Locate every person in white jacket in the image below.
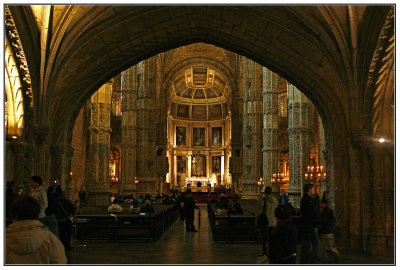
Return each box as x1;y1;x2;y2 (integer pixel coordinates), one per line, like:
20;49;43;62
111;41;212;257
29;176;48;220
256;186;279;256
6;195;67;264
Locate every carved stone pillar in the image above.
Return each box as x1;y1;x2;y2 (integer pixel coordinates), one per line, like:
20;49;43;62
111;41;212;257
32;127;49;180
12;141;28;192
137;58;158;193
262;67;279;193
229;55;243;194
368;145;389;255
51;144;65;186
121;66;138;194
242;58;263;199
287;84;311;207
332;149;347;248
64;146;74;198
85;82;112;206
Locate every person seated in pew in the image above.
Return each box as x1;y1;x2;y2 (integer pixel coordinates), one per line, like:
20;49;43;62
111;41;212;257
215;193;229;209
128;201;141;213
229;198;243;214
107;199;123;213
138;195;144;203
140;200;154;214
197;181;202;187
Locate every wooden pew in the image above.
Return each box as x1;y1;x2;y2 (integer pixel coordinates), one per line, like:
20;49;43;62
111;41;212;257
207;200;258;243
75;203;178;242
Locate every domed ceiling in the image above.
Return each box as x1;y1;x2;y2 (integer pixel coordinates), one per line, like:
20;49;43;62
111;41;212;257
169;66;229;121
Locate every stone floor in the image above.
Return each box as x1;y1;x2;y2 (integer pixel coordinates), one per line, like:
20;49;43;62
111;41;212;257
67;204;394;265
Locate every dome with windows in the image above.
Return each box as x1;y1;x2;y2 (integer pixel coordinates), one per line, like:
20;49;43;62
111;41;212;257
169;66;229;121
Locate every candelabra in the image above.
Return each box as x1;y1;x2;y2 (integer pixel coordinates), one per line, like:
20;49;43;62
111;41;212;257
270;173;286;191
304;165;326;188
134;176;139;185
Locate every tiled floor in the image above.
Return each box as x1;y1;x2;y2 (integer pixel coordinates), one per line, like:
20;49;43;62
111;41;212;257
67;205;394;265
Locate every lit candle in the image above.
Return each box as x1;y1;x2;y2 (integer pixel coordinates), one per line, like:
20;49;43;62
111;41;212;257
305;173;308;179
320;166;323;171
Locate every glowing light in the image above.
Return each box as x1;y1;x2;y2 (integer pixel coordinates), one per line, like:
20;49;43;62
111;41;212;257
379;138;385;143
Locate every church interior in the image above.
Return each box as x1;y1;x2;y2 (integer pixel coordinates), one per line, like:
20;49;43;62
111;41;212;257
4;5;394;264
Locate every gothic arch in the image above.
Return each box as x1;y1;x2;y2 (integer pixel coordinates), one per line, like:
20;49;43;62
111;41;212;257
6;5;394;255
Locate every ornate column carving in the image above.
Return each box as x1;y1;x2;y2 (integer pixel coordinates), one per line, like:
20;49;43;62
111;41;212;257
262;67;279;193
85;82;112;206
12;140;29;191
121;66;138;194
137;58;158;193
332;148;347;247
229;55;243;194
32;126;49;179
51;144;65;185
242;58;263;199
368;144;389;255
287;84;311;207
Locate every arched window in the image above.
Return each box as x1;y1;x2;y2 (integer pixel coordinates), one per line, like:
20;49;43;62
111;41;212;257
5;36;23;138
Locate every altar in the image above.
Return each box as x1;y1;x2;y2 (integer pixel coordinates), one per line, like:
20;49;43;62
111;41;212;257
185;177;213;187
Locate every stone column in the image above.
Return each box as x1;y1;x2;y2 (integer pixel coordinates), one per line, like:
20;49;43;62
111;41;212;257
51;144;65;186
32;127;49;181
287;84;311;207
12;140;29;192
85;82;113;206
368;145;388;255
121;66;138;194
229;55;243;194
262;67;279;193
242;58;263;199
64;146;74;199
137;58;158;194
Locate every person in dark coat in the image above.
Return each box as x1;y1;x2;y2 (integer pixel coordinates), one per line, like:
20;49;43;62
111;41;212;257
183;189;198;232
78;185;87;208
215;193;229;209
300;184;320;264
175;193;185;220
54;188;76;251
318;199;340;261
6;180;18;226
268;204;298;264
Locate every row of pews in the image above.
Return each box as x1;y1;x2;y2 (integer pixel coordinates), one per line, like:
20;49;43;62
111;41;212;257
74;203;178;242
207;199;261;243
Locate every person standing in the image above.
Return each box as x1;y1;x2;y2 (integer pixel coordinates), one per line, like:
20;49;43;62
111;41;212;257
176;192;185;220
300;184;320;264
268;204;298;264
6;180;18;226
78;185;87;208
30;176;48;222
183;189;198;232
319;199;340;261
54;187;76;252
257;186;279;256
6;195;67;264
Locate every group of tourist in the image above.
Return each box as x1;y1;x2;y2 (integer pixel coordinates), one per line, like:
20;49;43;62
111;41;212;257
257;184;340;264
107;191;178;214
5;176;78;264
